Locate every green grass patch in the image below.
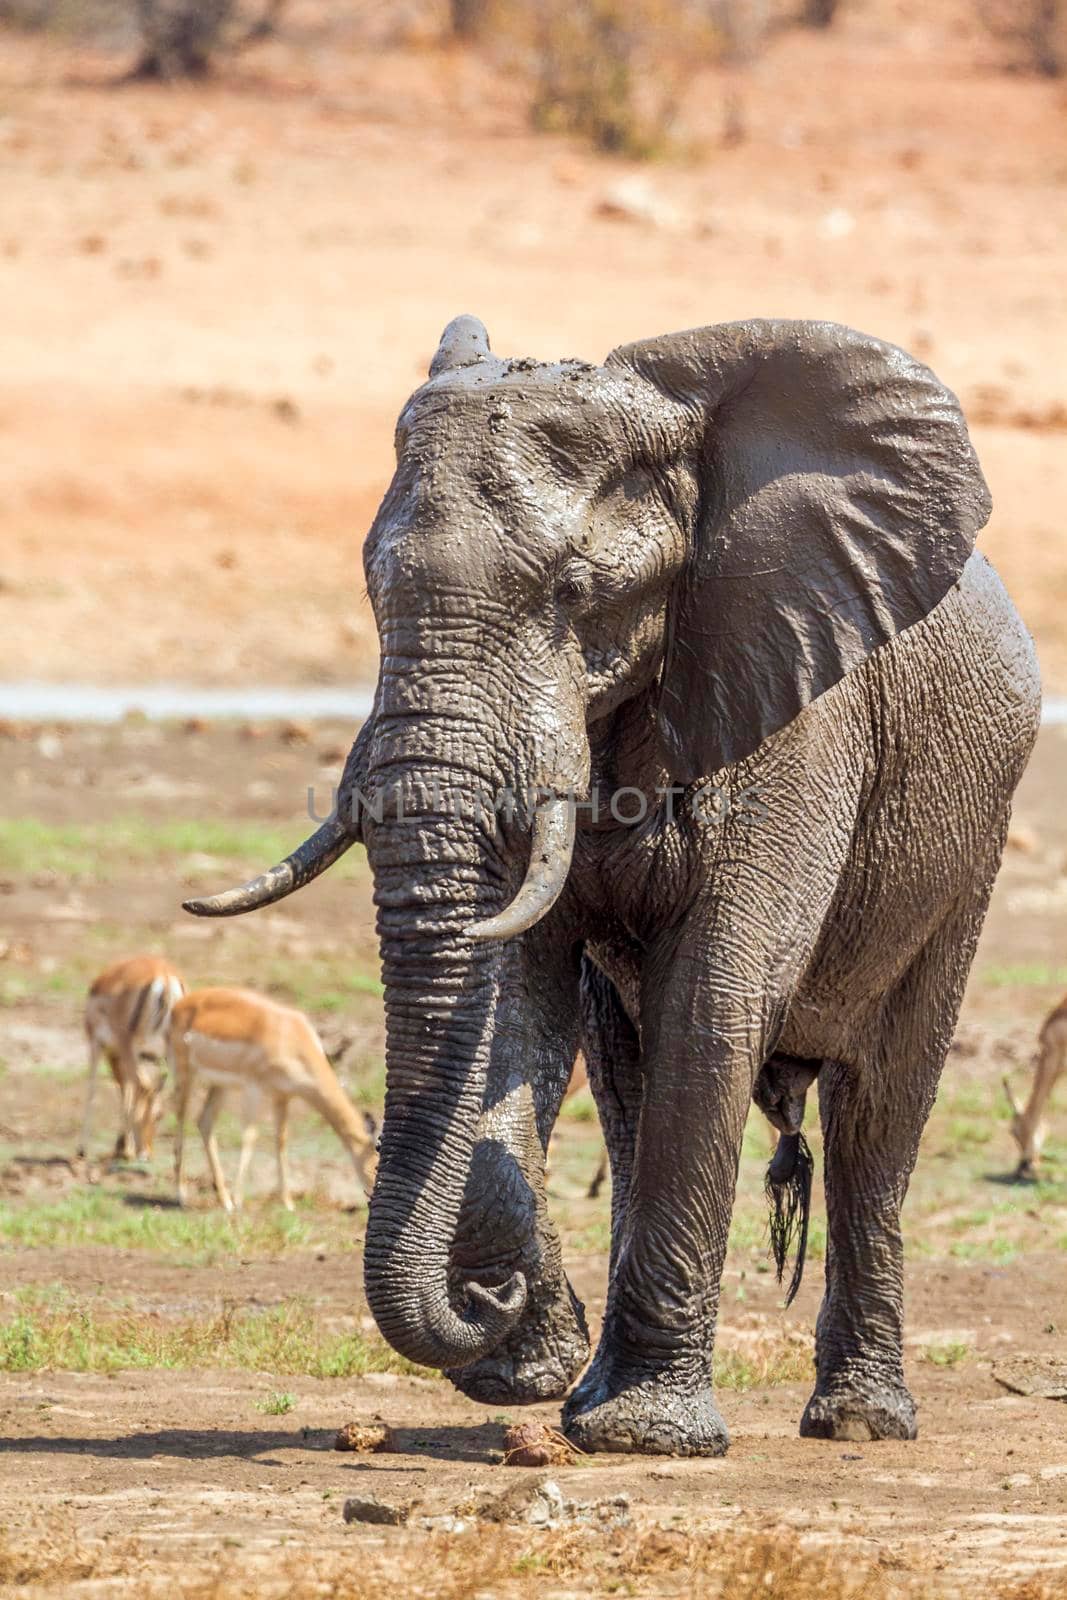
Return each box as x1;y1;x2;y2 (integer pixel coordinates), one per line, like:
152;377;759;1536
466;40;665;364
715;1337;812;1392
256;956;384;1012
257;1390;297;1415
976;962;1067;990
0;818;370;887
0;1293;431;1379
921;1339;972;1368
0;1186;362;1262
567;1217;612;1254
557;1088;597;1123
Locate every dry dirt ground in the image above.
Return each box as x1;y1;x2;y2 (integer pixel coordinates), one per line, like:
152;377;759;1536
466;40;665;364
0;718;1065;1596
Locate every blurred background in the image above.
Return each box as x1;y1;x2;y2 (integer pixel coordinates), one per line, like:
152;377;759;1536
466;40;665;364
0;0;1064;691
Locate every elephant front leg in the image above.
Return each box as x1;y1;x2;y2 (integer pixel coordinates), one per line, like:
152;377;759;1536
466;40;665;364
446;926;589;1405
564;947;767;1457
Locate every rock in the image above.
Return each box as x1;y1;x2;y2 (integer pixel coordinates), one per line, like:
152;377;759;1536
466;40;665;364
459;1477;631;1531
526;1480;567;1527
334;1421;389;1453
342;1495;410;1526
993;1355;1067;1401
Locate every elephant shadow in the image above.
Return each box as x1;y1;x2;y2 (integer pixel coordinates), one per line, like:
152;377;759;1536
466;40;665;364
0;1423;506;1467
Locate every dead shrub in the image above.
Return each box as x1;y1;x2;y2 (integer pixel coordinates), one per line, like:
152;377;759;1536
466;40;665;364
488;0;724;158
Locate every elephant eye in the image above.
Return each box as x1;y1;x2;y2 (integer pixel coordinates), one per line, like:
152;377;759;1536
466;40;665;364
555;560;594;609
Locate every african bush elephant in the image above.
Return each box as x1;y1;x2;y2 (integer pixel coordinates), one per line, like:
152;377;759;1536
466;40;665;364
187;315;1039;1456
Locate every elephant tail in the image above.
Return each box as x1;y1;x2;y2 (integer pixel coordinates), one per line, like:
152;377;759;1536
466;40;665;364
765;1132;813;1308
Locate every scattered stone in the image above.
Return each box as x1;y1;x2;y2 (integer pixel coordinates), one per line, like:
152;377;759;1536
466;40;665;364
334;1421;390;1453
342;1495;410;1526
502;1422;585;1468
280;720;311;746
459;1476;631;1530
993;1355;1067;1401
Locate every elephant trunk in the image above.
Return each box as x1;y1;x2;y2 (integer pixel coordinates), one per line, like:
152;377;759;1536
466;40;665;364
363;777;575;1372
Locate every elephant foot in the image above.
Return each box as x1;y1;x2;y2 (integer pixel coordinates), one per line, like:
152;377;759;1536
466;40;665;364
801;1378;917;1442
448;1283;589;1405
562;1364;728;1458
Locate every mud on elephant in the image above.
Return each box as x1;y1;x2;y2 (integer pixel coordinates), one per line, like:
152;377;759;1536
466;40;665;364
188;315;1039;1456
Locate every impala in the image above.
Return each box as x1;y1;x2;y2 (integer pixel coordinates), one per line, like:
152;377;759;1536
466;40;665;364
80;955;186;1161
169;987;377;1211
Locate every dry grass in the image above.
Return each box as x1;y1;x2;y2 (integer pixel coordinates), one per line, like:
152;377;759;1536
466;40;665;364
4;1522;1066;1599
0;1522;137;1590
714;1324;813;1390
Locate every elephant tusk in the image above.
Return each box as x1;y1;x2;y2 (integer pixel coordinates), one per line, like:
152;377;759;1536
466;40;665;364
465;796;576;944
182;815;357;918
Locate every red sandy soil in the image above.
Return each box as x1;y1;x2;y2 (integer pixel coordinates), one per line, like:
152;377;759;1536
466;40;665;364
0;1;1064;689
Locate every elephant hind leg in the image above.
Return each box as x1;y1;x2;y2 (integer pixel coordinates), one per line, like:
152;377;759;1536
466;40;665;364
802;883;997;1444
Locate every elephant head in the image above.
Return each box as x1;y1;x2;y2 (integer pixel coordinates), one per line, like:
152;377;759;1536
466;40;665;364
185;315;988;1371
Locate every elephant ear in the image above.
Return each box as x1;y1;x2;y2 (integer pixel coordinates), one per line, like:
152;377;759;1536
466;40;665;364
606;320;990;782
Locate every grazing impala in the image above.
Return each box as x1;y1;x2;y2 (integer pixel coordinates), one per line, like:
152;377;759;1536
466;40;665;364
80;956;186;1161
169;987;377;1211
1004;995;1067;1179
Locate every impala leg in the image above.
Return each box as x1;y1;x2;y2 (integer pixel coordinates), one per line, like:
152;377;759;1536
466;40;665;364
115;1049;139;1163
273;1094;294;1210
197;1086;234;1212
131;1061;158;1161
174;1064;193;1207
233;1087;262;1211
79;1037;102;1158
